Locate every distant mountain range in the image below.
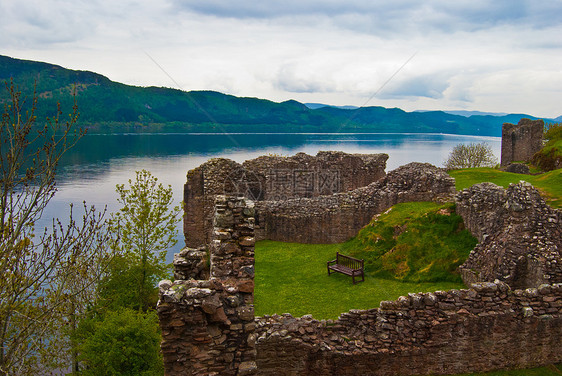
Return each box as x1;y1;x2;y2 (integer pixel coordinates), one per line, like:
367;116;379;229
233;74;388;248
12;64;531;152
1;55;557;136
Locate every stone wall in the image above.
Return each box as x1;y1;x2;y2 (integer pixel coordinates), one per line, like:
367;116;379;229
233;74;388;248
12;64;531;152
158;196;257;376
254;281;562;376
183;151;388;248
184;158;243;249
456;181;562;289
242;151;388;200
254;162;456;243
501;118;544;166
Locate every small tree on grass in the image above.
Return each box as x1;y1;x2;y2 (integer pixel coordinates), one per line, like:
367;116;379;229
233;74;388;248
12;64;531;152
75;170;178;374
444;142;498;170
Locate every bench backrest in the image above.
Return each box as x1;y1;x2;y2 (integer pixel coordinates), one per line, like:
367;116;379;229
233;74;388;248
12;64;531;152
336;252;364;270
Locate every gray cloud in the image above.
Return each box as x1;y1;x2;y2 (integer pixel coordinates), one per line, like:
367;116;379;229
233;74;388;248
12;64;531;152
379;74;451;100
170;0;562;35
274;63;334;93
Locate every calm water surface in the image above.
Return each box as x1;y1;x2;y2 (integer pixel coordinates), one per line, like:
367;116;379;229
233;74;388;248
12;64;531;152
42;133;501;261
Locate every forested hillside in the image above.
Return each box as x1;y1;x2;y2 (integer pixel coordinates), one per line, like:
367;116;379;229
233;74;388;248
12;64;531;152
0;55;551;135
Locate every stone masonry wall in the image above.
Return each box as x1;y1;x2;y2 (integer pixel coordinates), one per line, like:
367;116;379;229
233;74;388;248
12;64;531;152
183;151;388;248
242;151;388;201
456;181;562;289
158;196;258;376
254;281;562;375
501;118;544;166
254;162;456;243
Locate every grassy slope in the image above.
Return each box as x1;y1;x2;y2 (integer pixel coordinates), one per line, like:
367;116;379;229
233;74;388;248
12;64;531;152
533;123;562;172
449;167;562;208
340;202;477;283
254;168;562;318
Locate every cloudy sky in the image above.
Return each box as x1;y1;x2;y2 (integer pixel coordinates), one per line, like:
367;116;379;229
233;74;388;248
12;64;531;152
2;0;561;118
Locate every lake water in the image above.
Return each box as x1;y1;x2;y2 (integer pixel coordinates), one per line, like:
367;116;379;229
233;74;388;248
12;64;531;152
42;132;501;262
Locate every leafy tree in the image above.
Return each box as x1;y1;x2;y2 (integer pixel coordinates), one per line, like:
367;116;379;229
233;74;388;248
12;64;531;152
444;142;498;170
0;80;113;375
102;170;180;312
75;308;163;376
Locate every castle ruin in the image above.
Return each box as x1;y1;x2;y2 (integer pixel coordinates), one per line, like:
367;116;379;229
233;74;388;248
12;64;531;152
501;118;543;166
184;151;455;246
457;181;562;288
183;151;388;248
158;151;562;375
158;194;562;376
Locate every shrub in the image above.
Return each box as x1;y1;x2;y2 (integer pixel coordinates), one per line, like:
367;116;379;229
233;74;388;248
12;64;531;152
444;142;498;170
76;308;164;376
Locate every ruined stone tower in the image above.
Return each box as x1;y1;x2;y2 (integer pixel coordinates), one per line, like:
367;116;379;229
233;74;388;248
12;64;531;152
158;196;257;375
501;118;543;166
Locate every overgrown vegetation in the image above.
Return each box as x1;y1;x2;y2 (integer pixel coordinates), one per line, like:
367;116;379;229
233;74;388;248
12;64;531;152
532;122;562;172
74;308;163;376
0;79;177;375
448;167;562;208
340;202;477;283
255;240;465;320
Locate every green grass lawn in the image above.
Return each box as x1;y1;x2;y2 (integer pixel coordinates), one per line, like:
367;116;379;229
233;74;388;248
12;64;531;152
449;167;562;208
455;363;562;376
254;240;562;375
254;240;465;319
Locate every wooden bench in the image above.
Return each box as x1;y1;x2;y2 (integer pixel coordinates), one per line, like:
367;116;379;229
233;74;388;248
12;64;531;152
327;252;365;284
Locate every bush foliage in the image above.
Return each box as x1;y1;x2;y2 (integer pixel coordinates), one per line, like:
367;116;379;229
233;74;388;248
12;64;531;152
444;142;498;170
75;308;163;376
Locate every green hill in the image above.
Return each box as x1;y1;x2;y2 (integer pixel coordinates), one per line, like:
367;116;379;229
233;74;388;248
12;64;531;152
340;202;478;283
0;55;553;135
